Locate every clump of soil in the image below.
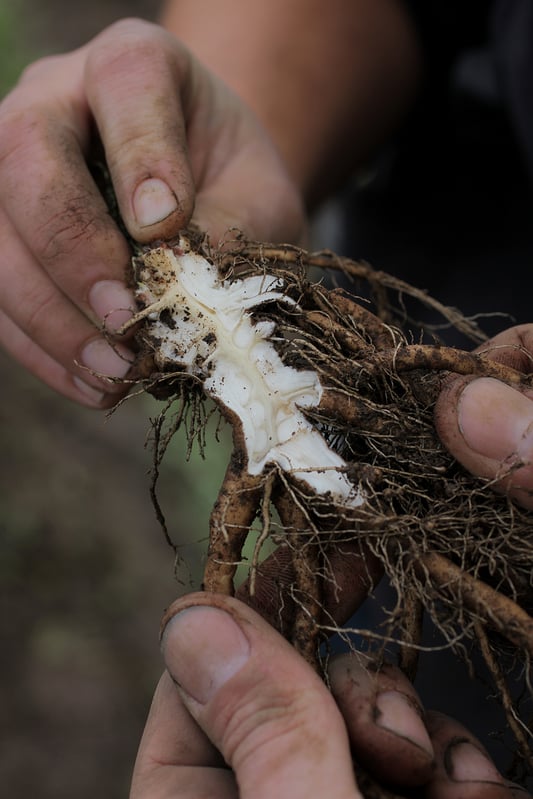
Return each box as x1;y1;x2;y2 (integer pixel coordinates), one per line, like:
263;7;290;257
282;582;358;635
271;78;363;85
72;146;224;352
124;230;533;785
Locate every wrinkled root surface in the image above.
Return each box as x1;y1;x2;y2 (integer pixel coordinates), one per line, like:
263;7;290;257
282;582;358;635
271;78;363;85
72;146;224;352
121;230;533;784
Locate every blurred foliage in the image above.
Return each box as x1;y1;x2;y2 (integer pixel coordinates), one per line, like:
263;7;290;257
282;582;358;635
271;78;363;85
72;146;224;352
0;2;28;96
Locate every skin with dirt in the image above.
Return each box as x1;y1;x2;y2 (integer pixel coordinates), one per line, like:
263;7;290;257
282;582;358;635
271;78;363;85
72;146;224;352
125;230;533;788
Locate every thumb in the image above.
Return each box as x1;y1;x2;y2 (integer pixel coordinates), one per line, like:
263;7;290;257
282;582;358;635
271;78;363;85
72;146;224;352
160;592;362;799
435;324;533;509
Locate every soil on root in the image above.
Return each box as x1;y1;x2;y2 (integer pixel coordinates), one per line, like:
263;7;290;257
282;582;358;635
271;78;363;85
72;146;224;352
128;231;533;788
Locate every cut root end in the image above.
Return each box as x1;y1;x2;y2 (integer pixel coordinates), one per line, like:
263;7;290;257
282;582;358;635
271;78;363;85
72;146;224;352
131;231;533;782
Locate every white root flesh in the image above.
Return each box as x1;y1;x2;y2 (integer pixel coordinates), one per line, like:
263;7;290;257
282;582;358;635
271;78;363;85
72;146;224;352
127;237;364;508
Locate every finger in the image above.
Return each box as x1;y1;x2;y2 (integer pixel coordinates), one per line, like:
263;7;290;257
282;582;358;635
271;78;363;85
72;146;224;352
0;209;134;402
0;310;109;407
0;72;136;331
475;325;533;373
424;711;529;798
130;671;237;799
237;542;383;635
87;20;303;245
435;325;533;508
160;592;363;799
0;67;137;403
85;19;195;242
329;654;434;788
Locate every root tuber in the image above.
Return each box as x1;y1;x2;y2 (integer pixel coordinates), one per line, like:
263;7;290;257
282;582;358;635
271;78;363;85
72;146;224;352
121;229;533;782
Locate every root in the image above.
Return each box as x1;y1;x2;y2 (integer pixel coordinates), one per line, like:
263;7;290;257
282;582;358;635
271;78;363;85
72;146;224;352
416;553;533;657
127;231;533;786
397;587;423;682
475;621;533;774
314;287;397;350
303;310;375;358
275;479;323;668
249;470;276;597
373;345;530;386
228;240;487;343
203;459;262;595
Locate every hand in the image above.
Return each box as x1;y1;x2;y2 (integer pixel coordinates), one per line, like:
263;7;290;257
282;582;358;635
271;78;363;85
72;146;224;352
0;18;303;407
129;593;525;799
330;653;529;798
435;324;533;508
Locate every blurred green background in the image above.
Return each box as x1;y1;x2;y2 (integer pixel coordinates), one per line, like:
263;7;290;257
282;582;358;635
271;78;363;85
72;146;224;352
0;3;233;797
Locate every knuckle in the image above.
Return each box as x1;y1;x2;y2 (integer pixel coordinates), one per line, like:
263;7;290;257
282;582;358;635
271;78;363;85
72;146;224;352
217;683;319;771
86;18;168;80
0;105;48;168
0;108;117;268
107;126;163;165
16;54;66;86
105;127;185;184
22;286;61;342
33;193;102;263
99;16;155;40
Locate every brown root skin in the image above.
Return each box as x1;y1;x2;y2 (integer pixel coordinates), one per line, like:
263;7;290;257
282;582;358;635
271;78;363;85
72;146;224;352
274;481;323;667
374;344;530;386
203;461;262;596
131;231;533;783
416;553;533;658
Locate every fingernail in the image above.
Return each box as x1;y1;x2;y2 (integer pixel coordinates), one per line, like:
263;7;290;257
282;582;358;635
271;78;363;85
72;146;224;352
80;337;134;382
133;178;179;227
161;605;251;704
375;691;433;756
72;376;105;405
446;740;504;783
458;377;533;461
89;280;135;331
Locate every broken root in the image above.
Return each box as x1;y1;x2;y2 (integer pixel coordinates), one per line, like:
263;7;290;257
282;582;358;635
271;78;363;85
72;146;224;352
125;230;533;782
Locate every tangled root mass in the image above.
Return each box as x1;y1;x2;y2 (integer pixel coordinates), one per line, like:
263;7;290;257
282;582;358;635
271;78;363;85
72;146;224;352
122;230;533;783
